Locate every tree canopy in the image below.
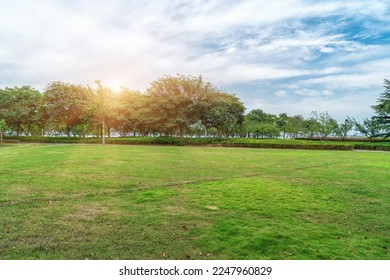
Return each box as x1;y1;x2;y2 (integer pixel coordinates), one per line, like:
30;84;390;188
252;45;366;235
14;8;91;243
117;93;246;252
1;76;389;139
43;82;93;139
0;86;41;136
372;79;390;138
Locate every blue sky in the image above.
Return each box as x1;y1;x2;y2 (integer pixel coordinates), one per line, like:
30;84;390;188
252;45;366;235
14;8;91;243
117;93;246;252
0;0;389;121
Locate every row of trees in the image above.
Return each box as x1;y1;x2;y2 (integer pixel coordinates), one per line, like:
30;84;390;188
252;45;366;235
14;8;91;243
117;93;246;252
1;76;389;141
0;75;245;140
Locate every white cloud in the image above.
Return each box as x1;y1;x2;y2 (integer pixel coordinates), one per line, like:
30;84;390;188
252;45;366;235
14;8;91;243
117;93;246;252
275;90;288;97
322;90;334;96
296;89;322;97
0;0;389;121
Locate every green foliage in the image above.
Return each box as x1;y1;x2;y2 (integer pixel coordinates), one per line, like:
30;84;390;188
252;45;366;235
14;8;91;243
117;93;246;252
2;77;390;141
276;113;289;138
0;119;7;143
245;109;280;138
0;119;7;131
43;82;93;138
200;90;245;138
145;75;208;138
220;138;354;150
0;86;42;136
335;117;354;139
7;135;390;151
116;88;144;135
312;111;338;139
285;115;304;138
372;79;390;116
355;117;382;138
186;121;206;137
303;116;320;138
372;79;390;138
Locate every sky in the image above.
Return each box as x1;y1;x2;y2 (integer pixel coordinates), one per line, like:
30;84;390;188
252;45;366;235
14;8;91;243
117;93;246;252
0;0;389;121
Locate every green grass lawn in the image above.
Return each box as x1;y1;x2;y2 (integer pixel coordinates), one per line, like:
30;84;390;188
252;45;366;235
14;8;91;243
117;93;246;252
0;143;389;260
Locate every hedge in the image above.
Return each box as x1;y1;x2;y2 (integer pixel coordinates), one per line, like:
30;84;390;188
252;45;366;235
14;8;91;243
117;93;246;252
3;136;390;151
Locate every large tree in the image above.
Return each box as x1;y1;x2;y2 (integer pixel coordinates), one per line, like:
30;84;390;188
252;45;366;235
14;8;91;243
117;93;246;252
116;88;144;136
43;81;93;139
286;115;304;138
0;86;42;136
245;109;279;138
146;75;208;138
276;113;289;139
90;81;119;142
312;111;338;139
372;79;390;138
335;117;354;140
200;91;245;138
355;117;382;138
303;114;320;139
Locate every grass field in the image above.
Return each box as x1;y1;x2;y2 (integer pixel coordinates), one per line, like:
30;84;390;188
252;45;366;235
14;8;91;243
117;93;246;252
0;143;389;260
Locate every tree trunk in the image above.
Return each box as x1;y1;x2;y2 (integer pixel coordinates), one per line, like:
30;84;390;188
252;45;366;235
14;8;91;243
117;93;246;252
0;131;3;143
67;126;70;140
217;127;222;138
179;126;184;139
102;118;105;144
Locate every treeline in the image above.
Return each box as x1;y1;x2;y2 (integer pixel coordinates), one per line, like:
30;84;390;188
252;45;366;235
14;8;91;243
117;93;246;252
0;75;389;140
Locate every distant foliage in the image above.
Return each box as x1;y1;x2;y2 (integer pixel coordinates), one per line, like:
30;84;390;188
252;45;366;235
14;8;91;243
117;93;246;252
1;76;389;139
372;79;390;138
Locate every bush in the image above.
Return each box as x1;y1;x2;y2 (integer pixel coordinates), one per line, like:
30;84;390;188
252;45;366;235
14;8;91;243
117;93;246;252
4;136;390;151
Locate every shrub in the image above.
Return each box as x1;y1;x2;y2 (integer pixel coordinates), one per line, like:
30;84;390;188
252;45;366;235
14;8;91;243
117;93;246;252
4;136;390;151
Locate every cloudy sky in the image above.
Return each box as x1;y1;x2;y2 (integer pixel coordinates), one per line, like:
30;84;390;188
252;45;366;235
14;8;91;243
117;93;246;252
1;0;389;121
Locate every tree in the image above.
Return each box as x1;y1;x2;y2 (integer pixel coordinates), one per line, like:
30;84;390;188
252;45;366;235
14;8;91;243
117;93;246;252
335;117;354;140
245;109;279;138
43;81;93;139
251;122;280;138
186;121;206;138
311;111;338;139
246;109;270;123
372;79;390;116
0;119;7;143
0;86;42;136
200;91;245;138
303;114;320;139
34;100;51;136
91;80;118;143
372;79;390;138
276;113;289;139
116;88;144;136
355;117;382;138
286;115;304;138
146;75;207;138
0;88;9;123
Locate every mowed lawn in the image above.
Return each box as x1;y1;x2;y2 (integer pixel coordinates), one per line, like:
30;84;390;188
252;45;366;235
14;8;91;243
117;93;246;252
0;144;389;260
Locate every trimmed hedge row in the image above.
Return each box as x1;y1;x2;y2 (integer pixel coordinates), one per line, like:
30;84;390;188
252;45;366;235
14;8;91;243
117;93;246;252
219;142;353;150
295;137;390;142
106;137;220;146
352;142;390;151
3;136;390;151
3;136;100;144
